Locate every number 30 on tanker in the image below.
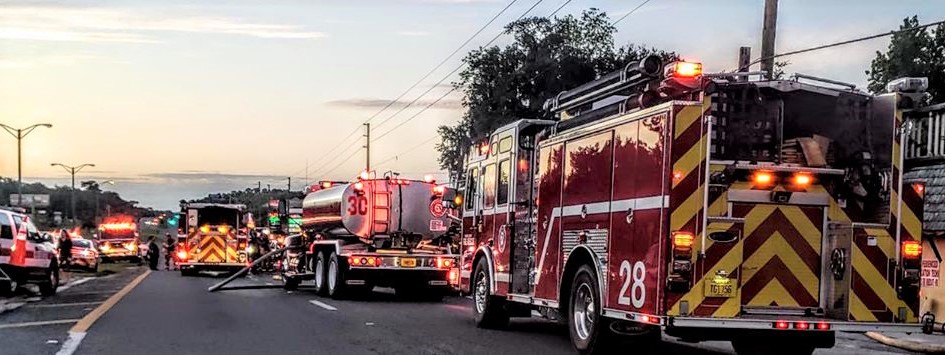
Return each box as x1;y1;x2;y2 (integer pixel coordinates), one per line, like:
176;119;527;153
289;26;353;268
458;55;932;354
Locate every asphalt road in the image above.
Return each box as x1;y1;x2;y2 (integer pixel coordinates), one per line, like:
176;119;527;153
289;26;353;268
0;266;919;355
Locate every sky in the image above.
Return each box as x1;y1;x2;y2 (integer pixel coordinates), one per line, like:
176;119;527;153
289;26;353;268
1;0;943;210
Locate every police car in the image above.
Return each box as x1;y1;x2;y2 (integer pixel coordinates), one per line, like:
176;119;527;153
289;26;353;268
0;208;59;296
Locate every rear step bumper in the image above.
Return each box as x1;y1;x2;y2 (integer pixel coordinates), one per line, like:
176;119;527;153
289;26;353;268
667;316;919;333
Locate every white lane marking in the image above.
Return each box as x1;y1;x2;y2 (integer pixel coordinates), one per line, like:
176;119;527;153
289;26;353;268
57;277;92;293
0;319;80;329
0;302;26;314
265;282;273;286
29;302;104;308
55;331;86;355
309;300;337;311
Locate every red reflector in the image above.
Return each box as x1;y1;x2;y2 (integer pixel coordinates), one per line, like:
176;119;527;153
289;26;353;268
774;320;790;329
348;257;355;265
794;321;809;330
903;240;922;259
816;322;830;330
913;182;926;196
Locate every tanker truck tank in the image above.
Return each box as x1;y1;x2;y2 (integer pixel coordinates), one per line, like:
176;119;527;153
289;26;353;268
301;179;452;244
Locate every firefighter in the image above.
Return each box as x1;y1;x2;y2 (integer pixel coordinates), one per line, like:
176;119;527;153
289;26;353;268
147;236;160;270
58;229;73;269
163;233;176;271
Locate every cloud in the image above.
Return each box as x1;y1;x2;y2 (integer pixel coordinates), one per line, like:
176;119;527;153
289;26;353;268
397;30;431;37
0;5;327;43
324;97;462;110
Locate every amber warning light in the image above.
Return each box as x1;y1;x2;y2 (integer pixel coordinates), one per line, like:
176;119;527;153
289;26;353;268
670;61;703;78
902;240;922;259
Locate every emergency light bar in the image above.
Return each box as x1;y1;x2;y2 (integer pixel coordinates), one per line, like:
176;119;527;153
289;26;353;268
99;222;136;230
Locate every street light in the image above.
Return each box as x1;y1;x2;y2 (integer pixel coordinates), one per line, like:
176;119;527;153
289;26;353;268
51;163;95;227
0;123;53;207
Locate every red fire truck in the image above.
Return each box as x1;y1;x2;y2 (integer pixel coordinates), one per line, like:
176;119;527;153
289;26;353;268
459;56;928;354
96;215;141;263
280;175;459;299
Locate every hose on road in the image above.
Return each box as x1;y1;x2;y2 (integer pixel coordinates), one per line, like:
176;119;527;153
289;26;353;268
864;331;945;354
207;247;288;293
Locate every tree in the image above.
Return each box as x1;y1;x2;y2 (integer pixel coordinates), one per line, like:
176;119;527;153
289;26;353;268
436;9;676;177
866;16;945;102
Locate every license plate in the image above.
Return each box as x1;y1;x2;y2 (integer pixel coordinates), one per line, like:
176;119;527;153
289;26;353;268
400;258;417;267
705;278;735;298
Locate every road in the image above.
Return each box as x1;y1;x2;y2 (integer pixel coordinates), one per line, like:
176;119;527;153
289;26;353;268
0;266;917;355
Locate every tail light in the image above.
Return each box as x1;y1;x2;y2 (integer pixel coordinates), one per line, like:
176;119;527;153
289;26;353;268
449;269;459;285
794;321;810;330
903;241;922;259
176;250;188;260
816;322;830;330
774;320;790;329
793;174;813;187
672;232;694;256
436;257;454;269
913;182;926;197
668;231;695;292
348;256;382;267
753;172;775;185
218;226;230;234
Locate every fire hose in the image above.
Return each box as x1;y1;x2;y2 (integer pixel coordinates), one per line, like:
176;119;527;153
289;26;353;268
207;246;289;293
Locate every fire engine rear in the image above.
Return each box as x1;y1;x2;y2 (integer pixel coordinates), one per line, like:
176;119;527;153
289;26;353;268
96;216;140;263
280;176;459;300
459;55;929;354
178;203;250;276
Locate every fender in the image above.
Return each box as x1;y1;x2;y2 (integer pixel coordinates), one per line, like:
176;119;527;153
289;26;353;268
475;245;498;295
565;244;607;302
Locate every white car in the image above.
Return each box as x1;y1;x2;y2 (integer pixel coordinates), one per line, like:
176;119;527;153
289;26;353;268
0;209;59;296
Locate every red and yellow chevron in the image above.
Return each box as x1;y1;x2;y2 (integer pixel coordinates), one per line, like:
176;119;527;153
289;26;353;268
197;235;226;263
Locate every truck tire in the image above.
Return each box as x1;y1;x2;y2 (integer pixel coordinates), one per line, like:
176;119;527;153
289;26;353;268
39;263;60;297
312;251;328;296
472;260;508;328
568;265;616;355
327;251;348;299
0;278;17;297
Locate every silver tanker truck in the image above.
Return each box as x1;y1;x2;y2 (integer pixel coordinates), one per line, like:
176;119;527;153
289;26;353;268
281;177;460;300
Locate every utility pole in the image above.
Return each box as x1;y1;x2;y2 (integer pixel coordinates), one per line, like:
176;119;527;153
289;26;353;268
0;123;52;208
51;162;95;227
364;123;371;173
257;181;262;193
760;0;779;79
737;46;752;81
267;184;271;192
287;177;291;192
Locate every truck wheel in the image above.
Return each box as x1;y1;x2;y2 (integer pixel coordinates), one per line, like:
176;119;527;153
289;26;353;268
39;264;60;297
327;251;348;299
568;265;615;355
0;278;17;297
472;260;508;328
312;251;328;296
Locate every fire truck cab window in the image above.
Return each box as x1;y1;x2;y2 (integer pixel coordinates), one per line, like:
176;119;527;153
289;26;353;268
0;214;12;239
465;167;478;211
498;136;512;153
498;159;510;205
483;163;497;209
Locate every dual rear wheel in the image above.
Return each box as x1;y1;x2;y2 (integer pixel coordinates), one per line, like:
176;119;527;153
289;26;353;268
311;251;351;299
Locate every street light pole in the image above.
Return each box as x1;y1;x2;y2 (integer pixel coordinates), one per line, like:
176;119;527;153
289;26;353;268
51;163;95;227
0;123;53;208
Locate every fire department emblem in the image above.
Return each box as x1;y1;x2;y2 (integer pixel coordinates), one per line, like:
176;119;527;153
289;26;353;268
497;227;507;252
429;198;446;217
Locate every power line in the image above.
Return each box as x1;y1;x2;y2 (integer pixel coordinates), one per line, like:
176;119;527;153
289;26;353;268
374;134;440;168
293;0;523;179
370;0;547;140
549;0;573;17
319;147;365;179
744;18;945;69
612;0;652;26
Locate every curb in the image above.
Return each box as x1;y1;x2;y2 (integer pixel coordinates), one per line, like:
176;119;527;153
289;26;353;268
865;331;945;354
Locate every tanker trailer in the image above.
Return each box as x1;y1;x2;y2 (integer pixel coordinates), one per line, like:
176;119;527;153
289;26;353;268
281;177;460;300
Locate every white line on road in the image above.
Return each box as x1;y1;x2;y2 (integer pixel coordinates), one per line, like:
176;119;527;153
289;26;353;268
0;301;26;314
29;302;104;308
0;319;80;329
309;300;337;311
57;277;93;293
55;331;86;355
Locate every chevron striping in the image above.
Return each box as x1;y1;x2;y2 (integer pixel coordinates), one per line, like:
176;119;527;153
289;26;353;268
674;105;704;139
741;256;818;307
